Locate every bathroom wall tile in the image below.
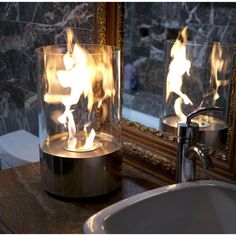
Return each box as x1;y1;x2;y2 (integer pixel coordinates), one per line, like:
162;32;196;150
0;2;95;29
33;3;95;29
0;20;94;92
0;2;96;136
0;3;18;20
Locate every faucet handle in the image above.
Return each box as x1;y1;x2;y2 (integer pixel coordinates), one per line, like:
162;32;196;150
187;106;224;125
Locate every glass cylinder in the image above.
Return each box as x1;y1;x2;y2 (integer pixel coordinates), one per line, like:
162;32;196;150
162;39;234;150
36;44;121;198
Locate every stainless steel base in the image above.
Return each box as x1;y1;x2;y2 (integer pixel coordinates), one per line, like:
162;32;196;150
40;133;122;198
162;115;228;150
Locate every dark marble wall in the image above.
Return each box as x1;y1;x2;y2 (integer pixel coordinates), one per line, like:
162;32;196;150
0;2;95;136
124;2;236;117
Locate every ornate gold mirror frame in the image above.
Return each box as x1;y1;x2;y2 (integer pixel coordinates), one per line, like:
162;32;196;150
95;3;236;184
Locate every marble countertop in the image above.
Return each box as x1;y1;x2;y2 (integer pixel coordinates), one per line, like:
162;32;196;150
0;161;160;233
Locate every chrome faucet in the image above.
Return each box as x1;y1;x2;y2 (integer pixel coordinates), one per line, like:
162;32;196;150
176;107;223;183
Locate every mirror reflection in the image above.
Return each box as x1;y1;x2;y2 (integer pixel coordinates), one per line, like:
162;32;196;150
123;2;236;135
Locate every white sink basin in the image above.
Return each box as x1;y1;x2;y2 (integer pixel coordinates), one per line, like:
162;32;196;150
84;180;236;233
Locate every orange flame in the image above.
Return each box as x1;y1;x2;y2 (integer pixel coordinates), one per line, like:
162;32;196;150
97;47;115;108
44;28;115;151
210;42;228;105
66;28;74;54
83;129;96;149
56;42;96;149
174;97;186;122
166;27;193;122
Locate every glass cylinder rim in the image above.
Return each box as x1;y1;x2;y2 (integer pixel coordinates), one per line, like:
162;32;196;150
167;39;236;48
35;44;120;56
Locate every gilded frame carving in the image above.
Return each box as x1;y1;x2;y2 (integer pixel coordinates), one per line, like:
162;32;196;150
95;3;106;45
96;3;236;184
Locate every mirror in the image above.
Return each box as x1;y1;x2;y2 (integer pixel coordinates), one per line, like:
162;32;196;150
123;2;235;129
121;2;236;183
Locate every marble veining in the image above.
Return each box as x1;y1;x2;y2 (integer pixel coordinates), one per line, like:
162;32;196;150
0;3;94;29
0;2;96;136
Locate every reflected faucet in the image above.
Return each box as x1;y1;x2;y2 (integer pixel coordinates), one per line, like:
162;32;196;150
176;107;223;183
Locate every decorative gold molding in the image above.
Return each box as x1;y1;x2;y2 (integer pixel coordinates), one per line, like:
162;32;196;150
122;141;176;175
122;118;228;162
199;144;228;162
227;51;236;160
195;169;218;181
121;118;177;142
118;3;124;49
122;142;228;180
96;3;106;45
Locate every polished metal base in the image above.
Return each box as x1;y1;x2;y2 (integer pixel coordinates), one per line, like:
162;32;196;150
40;133;122;198
162;115;228;150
